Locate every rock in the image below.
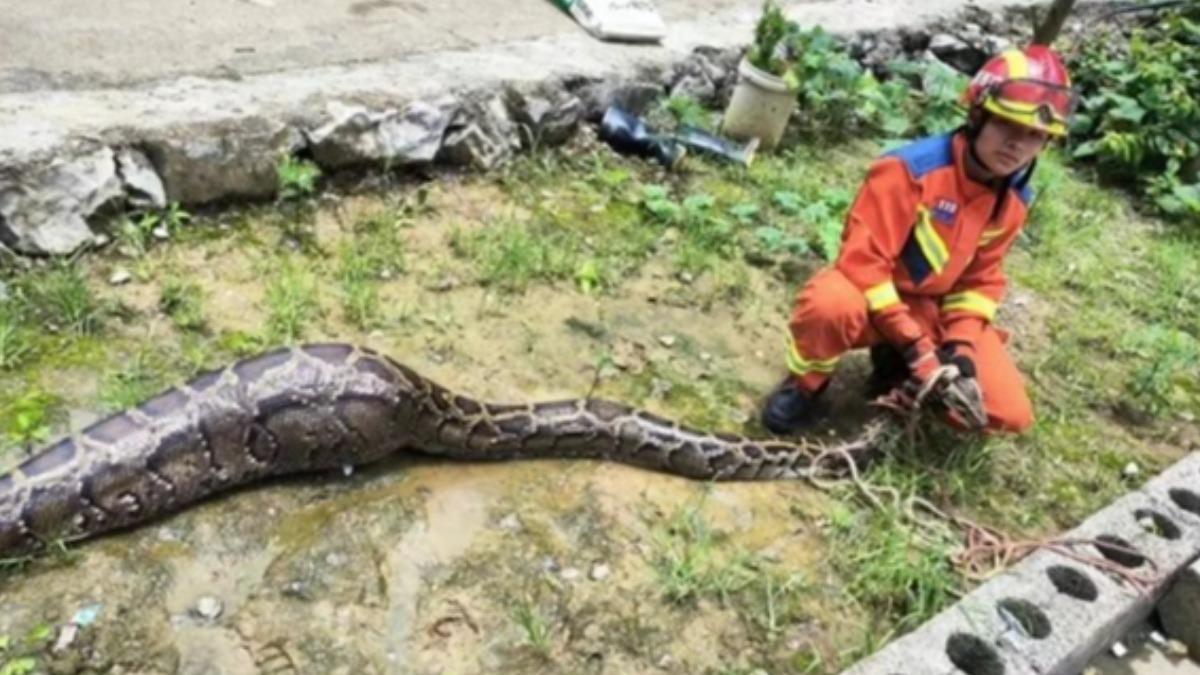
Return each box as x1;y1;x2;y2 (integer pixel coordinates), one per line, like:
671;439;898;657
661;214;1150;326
152;226;170;240
498;514;521;531
282;581;313;600
1122;461;1140;478
561;567;582;581
658;335;676;348
574;78;663;122
505;88;583;148
669;73;716;105
589;563;610;581
108;268;132;285
52;623;79;653
193;596;223;620
438;96;521;171
0;145;125;255
114;148;167;209
143;117;303;204
928;32;987;74
307;98;457;170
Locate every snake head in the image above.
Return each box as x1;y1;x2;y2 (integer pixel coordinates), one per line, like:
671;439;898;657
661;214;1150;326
936;369;988;431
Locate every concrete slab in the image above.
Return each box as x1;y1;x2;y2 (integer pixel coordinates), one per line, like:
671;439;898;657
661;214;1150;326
0;0;996;94
0;0;1036;161
841;453;1200;675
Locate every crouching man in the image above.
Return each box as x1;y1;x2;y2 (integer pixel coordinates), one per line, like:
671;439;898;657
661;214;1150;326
762;46;1078;435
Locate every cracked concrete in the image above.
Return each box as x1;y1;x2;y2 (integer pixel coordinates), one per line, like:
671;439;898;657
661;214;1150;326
0;0;1043;254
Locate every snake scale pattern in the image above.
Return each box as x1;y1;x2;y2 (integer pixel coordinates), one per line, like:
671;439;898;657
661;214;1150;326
0;343;880;558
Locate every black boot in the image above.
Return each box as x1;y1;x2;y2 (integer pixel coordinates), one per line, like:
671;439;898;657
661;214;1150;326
865;344;909;398
761;378;824;435
598;106;686;169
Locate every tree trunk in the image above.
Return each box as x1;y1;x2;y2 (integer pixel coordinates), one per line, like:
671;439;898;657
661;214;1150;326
1033;0;1077;45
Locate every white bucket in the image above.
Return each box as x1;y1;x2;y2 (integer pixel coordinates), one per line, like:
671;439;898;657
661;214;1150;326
720;56;798;151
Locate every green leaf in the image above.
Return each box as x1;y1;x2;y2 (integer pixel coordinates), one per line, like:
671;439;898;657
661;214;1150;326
0;658;37;675
772;191;804;214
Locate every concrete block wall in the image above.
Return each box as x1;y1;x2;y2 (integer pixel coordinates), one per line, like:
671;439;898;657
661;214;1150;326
841;452;1200;675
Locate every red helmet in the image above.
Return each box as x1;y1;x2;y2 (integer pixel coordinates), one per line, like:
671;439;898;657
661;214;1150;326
962;45;1077;137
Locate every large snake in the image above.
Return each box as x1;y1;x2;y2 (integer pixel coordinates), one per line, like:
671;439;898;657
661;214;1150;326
0;343;882;559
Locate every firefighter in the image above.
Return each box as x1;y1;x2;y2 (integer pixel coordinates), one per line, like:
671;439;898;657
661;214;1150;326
762;45;1078;435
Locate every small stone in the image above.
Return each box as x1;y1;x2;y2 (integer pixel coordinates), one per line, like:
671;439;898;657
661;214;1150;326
194;596;223;620
342;464;354;477
561;567;582;581
92;233;112;248
52;624;79;653
325;552;347;567
589;563;610;581
1110;641;1129;659
282;581;310;599
656;654;675;669
1122;462;1140;479
1165;639;1189;657
658;335;677;348
152;226;170;240
678;271;694;284
498;514;521;531
700;352;713;362
109;269;132;285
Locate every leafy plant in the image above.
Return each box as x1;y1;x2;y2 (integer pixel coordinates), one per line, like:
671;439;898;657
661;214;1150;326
1118;324;1200;417
799;187;852;260
277;155;322;200
115;202;191;256
2;391;61;449
788;27;876;137
1067;4;1200;221
746;1;800;86
661;95;711;129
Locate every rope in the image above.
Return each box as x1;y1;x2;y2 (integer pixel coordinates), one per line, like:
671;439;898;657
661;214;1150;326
804;416;1163;594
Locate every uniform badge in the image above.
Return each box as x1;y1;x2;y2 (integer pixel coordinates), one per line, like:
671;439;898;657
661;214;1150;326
932;198;959;225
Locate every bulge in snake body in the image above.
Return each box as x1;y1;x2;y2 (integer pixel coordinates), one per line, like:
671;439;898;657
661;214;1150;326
0;343;875;558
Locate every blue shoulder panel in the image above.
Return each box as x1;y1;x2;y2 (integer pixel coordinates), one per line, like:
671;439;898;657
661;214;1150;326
883;133;955;179
1010;162;1037;207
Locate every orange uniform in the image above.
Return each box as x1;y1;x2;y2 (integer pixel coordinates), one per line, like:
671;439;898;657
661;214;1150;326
786;131;1034;433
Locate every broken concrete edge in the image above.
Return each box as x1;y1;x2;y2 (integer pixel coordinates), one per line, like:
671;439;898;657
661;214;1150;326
839;451;1200;675
0;0;1074;257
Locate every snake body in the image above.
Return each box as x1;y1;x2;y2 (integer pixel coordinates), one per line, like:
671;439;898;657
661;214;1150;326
0;343;879;558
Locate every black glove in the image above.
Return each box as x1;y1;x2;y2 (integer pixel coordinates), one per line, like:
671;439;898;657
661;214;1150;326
938;341;976;379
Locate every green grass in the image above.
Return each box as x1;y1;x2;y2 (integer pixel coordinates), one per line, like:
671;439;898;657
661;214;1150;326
98;348;182;412
159;278;207;333
511;600;554;657
650;501;812;639
264;256;322;343
21;265;105;337
335;212;407;329
826;499;960;637
0;303;31;370
1;389;63;452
